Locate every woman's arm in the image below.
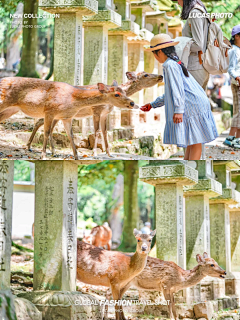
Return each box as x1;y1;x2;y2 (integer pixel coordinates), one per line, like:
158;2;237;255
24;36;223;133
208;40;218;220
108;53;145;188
165;62;185;114
228;49;240;80
150;94;165;109
188;14;206;53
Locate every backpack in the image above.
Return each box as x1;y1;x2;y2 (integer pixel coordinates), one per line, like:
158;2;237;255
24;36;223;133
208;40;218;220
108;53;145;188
192;5;231;75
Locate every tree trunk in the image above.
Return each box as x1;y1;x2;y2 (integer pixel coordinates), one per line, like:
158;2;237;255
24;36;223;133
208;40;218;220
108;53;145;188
119;160;139;252
17;0;39;78
6;3;23;70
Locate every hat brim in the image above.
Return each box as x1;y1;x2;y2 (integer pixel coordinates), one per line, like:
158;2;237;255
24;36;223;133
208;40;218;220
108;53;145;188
144;41;179;52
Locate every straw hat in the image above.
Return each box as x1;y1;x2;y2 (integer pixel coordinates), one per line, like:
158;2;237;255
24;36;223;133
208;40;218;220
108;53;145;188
144;34;179;52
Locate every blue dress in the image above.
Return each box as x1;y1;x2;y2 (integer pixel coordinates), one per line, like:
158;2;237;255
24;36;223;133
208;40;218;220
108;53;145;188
150;58;218;148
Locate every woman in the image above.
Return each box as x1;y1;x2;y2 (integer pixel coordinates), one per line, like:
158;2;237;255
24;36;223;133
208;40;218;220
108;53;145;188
223;25;240;148
179;0;210;90
140;34;218;160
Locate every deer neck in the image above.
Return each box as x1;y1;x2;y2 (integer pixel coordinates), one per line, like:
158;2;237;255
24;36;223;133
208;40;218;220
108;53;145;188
181;265;205;289
130;251;148;276
120;81;142;97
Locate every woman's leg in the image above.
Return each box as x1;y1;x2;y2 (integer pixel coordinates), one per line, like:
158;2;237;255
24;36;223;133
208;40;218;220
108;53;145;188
188;144;202;160
229;127;237;137
184;146;191;160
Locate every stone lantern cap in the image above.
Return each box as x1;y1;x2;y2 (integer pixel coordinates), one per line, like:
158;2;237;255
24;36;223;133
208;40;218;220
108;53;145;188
139;163;198;186
146;10;172;23
128;28;154;44
109;20;140;36
183;178;222;198
131;0;157;12
83;9;122;27
39;0;98;15
209;188;240;205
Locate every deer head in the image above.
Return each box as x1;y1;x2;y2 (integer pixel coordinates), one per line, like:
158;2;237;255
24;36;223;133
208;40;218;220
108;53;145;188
82;234;93;245
133;228;156;255
196;252;227;278
97;83;139;109
126;71;163;88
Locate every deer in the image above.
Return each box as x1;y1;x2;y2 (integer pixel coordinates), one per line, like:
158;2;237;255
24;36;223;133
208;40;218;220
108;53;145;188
0;77;138;159
106;252;225;320
25;71;163;157
77;228;156;320
82;222;112;250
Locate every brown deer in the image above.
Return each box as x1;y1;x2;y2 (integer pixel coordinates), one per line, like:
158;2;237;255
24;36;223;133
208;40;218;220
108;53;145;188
25;71;163;157
82;222;112;250
0;78;138;159
77;228;156;320
117;252;226;320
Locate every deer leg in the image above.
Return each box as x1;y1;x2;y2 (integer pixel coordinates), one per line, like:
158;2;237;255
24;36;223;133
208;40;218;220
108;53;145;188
171;293;178;320
163;290;175;320
111;283;121;320
62;118;78;160
0;108;19;122
42;114;54;160
104;289;111;320
92;114;100;158
118;283;132;320
49;119;59;155
27;118;44;150
100;115;113;158
106;239;111;250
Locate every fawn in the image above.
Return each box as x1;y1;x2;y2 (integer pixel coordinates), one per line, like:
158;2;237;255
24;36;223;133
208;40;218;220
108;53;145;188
128;252;226;320
0;78;138;159
77;228;156;320
26;71;163;157
82;222;112;250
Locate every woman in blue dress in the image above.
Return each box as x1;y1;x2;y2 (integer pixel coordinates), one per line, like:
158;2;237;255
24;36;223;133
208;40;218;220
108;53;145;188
141;34;218;160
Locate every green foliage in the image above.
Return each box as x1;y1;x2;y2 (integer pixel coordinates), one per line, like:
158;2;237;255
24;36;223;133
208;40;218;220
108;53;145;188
77;161;124;225
14;160;31;181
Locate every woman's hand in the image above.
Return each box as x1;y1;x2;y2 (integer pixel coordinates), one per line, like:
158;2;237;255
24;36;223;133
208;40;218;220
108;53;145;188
140;103;152;112
236;77;240;86
173;113;183;123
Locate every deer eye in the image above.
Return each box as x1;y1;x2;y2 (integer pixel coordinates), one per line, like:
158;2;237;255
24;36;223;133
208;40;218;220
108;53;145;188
144;74;148;77
148;240;151;242
211;264;214;267
115;94;120;97
137;239;140;242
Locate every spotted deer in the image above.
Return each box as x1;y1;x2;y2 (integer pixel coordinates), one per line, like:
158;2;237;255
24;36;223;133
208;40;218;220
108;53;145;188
0;78;138;159
82;222;112;250
26;71;163;157
121;252;226;320
77;228;156;320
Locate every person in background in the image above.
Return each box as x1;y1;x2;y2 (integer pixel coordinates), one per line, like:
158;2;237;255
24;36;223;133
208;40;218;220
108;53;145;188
178;0;210;90
223;25;240;148
141;222;151;235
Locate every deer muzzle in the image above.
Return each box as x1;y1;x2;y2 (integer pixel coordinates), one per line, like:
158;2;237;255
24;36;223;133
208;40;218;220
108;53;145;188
141;244;148;252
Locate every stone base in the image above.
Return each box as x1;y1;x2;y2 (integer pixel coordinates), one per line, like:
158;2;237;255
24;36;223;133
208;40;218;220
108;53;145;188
15;297;42;320
225;272;240;299
143;298;239;319
17;291;103;320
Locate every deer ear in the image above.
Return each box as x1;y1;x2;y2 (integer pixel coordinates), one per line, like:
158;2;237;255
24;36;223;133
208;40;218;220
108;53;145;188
150;229;156;238
133;228;141;237
203;252;209;259
196;254;205;263
112;80;118;86
126;71;137;80
97;83;109;93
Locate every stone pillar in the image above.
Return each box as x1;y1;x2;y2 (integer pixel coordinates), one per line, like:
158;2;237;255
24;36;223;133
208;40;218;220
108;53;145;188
184;160;222;303
39;0;98;86
227;170;240;298
0;160;14;290
19;161;102;319
139;161;198;269
209;161;240;299
107;0;140;130
83;4;122;85
33;161;78;291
